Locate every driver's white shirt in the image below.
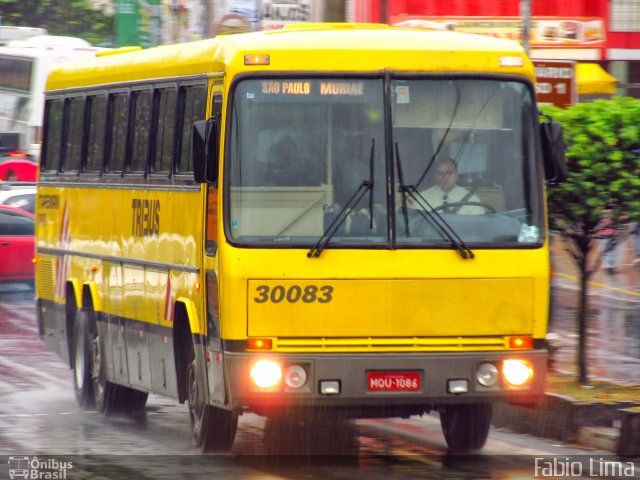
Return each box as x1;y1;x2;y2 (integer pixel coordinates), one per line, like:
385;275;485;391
415;184;484;215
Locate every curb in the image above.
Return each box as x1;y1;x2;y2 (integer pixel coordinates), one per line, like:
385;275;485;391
491;394;640;456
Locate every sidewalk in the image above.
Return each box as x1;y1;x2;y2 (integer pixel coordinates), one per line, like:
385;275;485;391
516;233;640;454
549;232;640;385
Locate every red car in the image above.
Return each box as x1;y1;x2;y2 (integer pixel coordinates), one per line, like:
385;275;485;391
0;205;35;285
0;159;38;182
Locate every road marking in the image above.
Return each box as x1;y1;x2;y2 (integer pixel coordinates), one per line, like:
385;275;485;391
0;356;70;389
553;272;640;298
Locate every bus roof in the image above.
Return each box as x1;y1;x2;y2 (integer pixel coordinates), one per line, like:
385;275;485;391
7;35;92;48
0;26;47;46
0;36;105;64
45;23;534;92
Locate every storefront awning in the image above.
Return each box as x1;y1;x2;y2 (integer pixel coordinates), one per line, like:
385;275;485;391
576;63;618;95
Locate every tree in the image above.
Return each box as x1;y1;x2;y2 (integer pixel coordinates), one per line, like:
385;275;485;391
0;0;114;46
544;97;640;384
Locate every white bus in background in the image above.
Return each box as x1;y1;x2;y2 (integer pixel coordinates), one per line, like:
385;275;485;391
0;26;47;45
0;35;107;161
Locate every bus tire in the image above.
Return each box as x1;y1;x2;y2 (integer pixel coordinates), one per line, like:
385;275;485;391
185;339;237;451
71;305;94;409
92;352;148;415
440;403;492;453
87;305;121;415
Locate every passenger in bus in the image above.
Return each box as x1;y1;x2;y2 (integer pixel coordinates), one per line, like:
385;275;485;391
416;158;484;215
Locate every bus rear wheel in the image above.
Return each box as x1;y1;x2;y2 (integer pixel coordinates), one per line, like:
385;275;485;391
186;340;237;452
440;403;492;453
89;318;119;414
72;306;94;408
90;331;148;415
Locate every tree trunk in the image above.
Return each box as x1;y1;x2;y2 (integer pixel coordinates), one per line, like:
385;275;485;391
577;265;589;384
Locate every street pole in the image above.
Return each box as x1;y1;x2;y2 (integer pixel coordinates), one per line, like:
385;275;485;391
521;0;531;55
203;0;211;37
379;0;387;24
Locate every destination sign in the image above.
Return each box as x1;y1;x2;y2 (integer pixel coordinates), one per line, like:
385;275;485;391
260;80;365;96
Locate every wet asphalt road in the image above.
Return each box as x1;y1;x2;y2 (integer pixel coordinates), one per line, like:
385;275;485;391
0;282;637;480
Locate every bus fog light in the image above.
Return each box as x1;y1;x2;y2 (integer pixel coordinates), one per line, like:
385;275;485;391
447;379;468;394
320;380;340;395
502;359;532;386
284;365;307;389
250;360;282;389
476;363;499;387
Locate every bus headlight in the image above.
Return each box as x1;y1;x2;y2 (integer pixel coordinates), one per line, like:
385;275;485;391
476;363;499;387
284;365;307;389
502;359;533;386
250;360;282;389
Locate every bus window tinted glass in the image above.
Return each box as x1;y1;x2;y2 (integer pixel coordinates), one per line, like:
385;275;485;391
65;96;84;172
129;90;152;173
178;84;206;174
0;56;33;93
106;92;129;173
85;95;106;173
153;88;176;174
42;98;63;171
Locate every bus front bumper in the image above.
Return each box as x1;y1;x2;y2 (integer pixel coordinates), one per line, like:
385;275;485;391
222;349;547;416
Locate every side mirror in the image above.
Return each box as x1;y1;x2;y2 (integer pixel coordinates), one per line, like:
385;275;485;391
540;117;567;185
193;119;218;185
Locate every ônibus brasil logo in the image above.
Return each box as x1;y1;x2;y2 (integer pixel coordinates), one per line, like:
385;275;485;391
7;456;72;479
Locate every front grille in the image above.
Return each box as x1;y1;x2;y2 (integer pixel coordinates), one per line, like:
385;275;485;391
272;336;507;352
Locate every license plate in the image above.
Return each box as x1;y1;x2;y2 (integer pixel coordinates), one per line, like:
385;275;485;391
367;371;421;392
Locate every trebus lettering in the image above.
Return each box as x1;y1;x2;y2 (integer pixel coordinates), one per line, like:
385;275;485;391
131;199;160;237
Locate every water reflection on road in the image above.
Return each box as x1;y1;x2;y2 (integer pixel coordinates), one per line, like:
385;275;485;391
2;280;635;480
550;274;640;384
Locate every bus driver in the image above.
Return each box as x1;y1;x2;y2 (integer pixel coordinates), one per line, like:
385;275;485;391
417;158;484;215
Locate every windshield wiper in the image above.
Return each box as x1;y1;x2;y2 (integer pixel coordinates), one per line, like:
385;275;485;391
308;139;375;258
395;143;474;260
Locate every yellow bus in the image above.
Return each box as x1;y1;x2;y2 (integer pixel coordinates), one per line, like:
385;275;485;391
36;23;566;453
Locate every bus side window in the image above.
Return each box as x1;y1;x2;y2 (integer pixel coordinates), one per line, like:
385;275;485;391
41;98;64;173
105;91;129;174
128;89;152;174
85;94;107;174
150;87;177;176
64;96;85;174
176;83;206;175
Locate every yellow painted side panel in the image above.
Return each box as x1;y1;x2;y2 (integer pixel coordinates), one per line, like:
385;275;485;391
35;185;206;334
247;278;533;337
219;245;550;343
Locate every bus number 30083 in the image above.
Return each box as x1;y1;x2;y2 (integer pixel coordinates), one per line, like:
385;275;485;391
253;285;334;304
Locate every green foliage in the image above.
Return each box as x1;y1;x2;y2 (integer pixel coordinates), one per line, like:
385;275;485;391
543;97;640;385
0;0;114;46
544;97;640;247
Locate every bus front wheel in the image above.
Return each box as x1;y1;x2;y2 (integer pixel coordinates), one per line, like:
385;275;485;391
186;340;237;452
440;403;492;453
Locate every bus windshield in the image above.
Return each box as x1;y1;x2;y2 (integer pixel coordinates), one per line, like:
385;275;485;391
227;77;542;248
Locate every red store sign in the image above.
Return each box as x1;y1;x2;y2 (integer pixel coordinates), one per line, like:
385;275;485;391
533;60;577;108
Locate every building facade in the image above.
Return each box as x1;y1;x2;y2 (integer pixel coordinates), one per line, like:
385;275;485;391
349;0;640;98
